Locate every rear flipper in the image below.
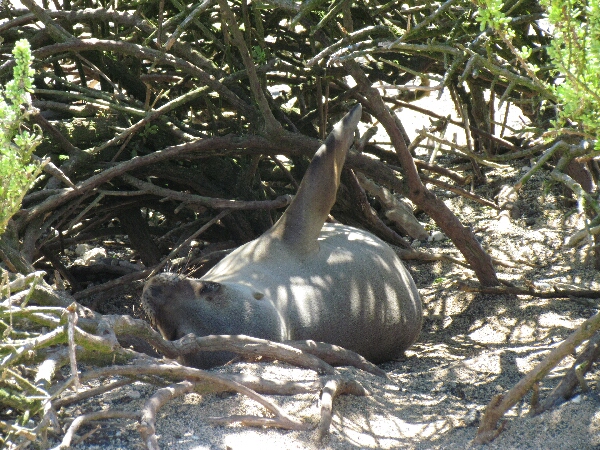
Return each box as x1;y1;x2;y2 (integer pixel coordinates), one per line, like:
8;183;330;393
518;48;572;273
269;104;362;255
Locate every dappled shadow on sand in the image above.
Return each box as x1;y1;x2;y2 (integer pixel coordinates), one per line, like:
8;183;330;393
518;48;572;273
121;251;600;450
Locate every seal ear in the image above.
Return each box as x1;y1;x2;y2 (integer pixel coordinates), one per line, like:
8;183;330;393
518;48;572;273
270;104;362;255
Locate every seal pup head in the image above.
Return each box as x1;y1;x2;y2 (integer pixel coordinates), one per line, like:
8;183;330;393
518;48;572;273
267;104;362;255
142;272;222;341
141;272;287;368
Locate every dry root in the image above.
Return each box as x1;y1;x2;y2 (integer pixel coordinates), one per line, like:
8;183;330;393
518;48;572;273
531;330;600;415
458;280;600;300
474;311;600;444
317;378;368;441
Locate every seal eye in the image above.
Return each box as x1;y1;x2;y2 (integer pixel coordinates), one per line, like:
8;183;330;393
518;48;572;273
253;292;264;300
199;282;221;295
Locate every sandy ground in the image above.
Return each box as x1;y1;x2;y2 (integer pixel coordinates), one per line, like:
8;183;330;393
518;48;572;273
60;254;600;450
48;95;600;449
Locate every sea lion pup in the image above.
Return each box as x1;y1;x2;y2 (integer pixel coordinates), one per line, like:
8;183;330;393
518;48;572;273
142;104;423;369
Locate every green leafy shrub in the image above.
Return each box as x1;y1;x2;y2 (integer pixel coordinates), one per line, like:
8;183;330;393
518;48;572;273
542;0;600;148
0;39;43;235
476;0;600;149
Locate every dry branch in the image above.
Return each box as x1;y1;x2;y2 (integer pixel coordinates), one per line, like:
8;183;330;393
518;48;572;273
475;311;600;444
217;0;281;134
138;381;195;449
30;39;254;118
356;172;428;241
344;61;499;286
421;175;499;210
342;169;413;247
385;98;520;153
74;363;341;434
51;410;141;450
17;134;279;227
121;173;291;210
532;331;600;415
285;340;388;378
457;281;600;300
316;378;368;441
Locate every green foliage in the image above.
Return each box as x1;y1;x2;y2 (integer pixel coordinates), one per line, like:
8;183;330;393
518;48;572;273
541;0;600;149
140;123;159;138
476;0;600;149
474;0;510;31
251;45;267;64
0;39;42;235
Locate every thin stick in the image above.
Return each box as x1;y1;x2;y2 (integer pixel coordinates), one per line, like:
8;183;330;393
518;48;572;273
50;410;140;450
139;381;195;450
475;311;600;444
149;210;232;277
316;378;367;440
121;174;291;211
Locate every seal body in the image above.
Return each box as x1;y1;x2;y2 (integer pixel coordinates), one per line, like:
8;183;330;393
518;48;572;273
142;105;423;369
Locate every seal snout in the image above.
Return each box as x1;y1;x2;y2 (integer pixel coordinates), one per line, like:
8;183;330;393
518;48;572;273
141;272;182;322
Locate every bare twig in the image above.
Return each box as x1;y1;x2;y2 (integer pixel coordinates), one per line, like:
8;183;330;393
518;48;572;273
139;381;195;449
148;210;232;277
30;39;253;117
217;0;280;134
121;173;291;211
475;311;600;444
66;303;81;391
50;410;141;450
0;326;65;370
0;420;37;442
343;170;414;246
20;0;75;42
53;378;133;409
317;378;368;440
532;331;600;415
421;175;500;210
457;281;600;299
284;340;388;378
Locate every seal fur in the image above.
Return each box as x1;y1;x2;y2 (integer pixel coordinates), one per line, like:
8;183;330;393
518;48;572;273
142;105;423;369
